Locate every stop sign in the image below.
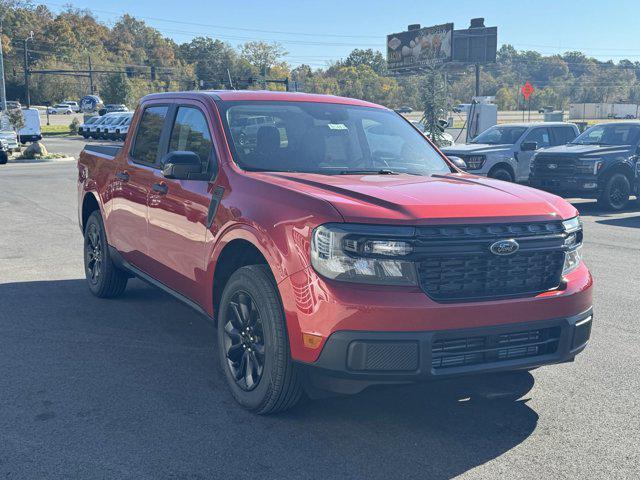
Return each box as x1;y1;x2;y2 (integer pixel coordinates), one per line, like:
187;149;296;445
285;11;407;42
521;81;535;100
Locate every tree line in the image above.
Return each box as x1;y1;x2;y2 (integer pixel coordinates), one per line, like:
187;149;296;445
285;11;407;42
2;3;640;112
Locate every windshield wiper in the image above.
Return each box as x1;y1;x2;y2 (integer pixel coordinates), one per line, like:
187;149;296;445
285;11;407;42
338;169;401;175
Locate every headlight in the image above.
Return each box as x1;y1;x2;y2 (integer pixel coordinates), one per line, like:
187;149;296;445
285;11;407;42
576;158;603;175
310;224;418;285
465;155;485;170
562;216;583;275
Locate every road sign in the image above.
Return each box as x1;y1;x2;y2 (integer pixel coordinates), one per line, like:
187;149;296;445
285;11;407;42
521;81;535;100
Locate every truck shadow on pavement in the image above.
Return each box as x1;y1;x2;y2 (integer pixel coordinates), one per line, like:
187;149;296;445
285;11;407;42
0;278;538;480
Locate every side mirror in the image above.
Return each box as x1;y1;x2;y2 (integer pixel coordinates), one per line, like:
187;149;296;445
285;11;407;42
448;156;467;171
521;141;538;152
162;151;206;180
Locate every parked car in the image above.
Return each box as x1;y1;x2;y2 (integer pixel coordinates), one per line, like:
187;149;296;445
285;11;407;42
530;121;640;210
442;122;579;182
61;101;80;112
78;116;100;138
0;138;9;164
411;120;455;147
47;103;74;115
77;90;592;414
114;116;132;141
395;105;413;114
18;107;42;144
0;129;19;152
1;100;22;111
105;113;133;140
86;113;121;139
104;104;128;113
95;113;129;139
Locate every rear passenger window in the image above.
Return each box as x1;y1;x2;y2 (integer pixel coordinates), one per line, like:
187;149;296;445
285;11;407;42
131;106;168;164
168;107;213;166
553;127;578;145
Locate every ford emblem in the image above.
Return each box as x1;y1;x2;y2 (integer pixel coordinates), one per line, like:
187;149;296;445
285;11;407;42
548;164;558;169
490;239;519;256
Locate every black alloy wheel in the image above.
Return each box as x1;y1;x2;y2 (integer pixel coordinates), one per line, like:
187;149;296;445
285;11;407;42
223;291;265;391
85;222;103;286
599;173;630;211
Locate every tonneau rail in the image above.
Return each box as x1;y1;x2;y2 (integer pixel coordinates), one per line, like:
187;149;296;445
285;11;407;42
83;144;122;159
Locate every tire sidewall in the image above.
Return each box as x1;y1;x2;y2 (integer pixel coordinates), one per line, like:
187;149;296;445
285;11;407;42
217;267;283;411
84;212;108;295
489;168;514;182
602;173;630;211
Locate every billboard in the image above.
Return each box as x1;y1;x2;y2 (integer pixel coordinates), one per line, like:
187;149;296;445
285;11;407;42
452;26;497;63
387;23;453;72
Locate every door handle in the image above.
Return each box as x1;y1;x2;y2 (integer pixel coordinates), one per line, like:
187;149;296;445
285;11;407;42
115;171;129;182
152;182;168;195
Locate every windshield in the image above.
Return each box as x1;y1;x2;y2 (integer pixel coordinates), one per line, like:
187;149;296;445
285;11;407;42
85;117;99;125
471;126;527;145
572;124;640;146
220;101;452;176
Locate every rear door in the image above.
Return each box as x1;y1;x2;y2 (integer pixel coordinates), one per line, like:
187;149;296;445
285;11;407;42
145;100;217;304
108;103;170;271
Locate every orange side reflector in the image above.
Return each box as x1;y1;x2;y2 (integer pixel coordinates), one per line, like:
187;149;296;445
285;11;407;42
303;333;323;349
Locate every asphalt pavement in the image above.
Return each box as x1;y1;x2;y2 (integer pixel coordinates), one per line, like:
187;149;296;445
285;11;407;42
1;147;639;479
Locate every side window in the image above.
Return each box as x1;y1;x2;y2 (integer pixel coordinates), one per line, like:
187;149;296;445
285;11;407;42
552;127;577;146
523;128;550;148
131;106;168;164
168;107;213;167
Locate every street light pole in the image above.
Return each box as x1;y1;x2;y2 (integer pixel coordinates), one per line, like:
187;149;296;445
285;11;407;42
23;31;33;108
0;18;7;112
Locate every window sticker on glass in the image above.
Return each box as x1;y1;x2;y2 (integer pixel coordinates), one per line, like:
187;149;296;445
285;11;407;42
328;123;348;130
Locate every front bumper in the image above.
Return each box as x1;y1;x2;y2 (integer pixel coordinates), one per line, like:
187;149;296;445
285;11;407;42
530;175;600;196
300;308;592;394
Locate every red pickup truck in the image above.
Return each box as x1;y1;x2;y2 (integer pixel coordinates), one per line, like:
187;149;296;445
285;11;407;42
78;91;593;414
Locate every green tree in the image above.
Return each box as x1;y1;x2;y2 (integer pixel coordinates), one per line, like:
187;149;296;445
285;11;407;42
240;41;287;77
101;74;134;106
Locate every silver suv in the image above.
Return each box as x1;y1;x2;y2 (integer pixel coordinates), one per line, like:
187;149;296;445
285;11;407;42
442;122;579;182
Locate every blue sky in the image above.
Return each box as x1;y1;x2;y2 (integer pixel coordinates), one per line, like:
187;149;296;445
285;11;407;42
46;0;640;66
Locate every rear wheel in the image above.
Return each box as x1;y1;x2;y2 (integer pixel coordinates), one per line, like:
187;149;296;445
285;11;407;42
488;166;514;182
217;265;303;414
83;211;128;298
0;152;7;165
598;173;630;211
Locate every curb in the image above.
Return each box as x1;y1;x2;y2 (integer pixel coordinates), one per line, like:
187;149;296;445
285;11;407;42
6;156;75;164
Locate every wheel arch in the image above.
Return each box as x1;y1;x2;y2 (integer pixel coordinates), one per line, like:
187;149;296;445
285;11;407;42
81;191;102;232
488;162;516;180
600;162;635;187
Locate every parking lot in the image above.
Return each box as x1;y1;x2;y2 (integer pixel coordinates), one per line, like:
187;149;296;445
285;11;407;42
1;139;639;479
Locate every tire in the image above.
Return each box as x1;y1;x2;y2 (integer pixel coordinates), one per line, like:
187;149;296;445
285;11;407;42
83;210;128;298
217;265;303;414
488;166;514;182
598;172;630;211
0;153;7;165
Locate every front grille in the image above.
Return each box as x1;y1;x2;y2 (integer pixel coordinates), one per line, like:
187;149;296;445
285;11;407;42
414;221;566;302
418;251;565;301
533;155;576;176
431;326;561;370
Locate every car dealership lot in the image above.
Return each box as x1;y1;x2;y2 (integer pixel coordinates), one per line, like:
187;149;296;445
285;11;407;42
1;158;639;479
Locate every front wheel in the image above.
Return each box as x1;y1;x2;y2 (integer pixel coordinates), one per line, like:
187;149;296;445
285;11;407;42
488;167;514;182
217;265;303;414
84;211;128;298
598;173;630;211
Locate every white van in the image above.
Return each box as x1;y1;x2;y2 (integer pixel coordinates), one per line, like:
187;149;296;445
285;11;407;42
18;108;42;144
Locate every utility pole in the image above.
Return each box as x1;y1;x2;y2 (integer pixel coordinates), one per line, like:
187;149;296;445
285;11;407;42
23;31;33;107
0;19;7;112
88;55;94;94
474;63;481;97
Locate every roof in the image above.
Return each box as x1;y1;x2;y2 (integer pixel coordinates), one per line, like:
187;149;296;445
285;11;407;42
497;122;577;128
143;90;386;109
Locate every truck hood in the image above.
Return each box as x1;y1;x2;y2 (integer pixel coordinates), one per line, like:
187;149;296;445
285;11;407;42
442;143;512;155
539;143;635;157
256;172;576;224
